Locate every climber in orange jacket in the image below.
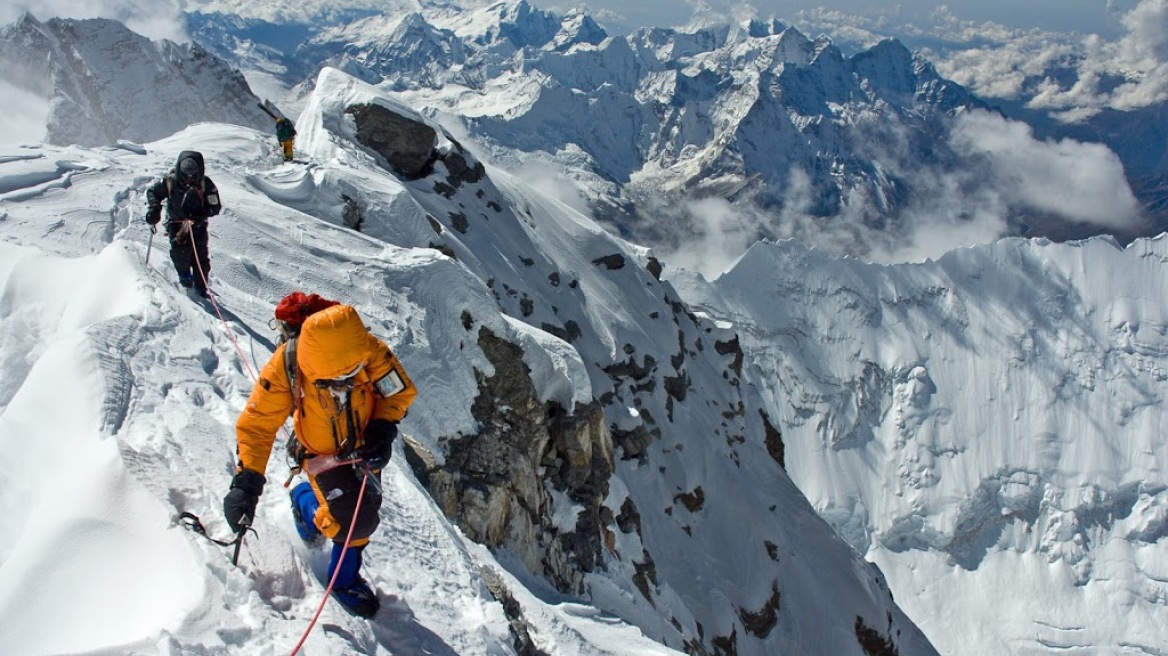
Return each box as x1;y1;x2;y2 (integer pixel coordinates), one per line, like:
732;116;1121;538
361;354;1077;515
223;292;417;618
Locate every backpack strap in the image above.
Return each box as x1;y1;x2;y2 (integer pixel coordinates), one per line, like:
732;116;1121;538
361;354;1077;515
284;336;300;413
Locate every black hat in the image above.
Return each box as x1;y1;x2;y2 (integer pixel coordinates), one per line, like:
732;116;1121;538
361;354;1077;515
179;157;199;179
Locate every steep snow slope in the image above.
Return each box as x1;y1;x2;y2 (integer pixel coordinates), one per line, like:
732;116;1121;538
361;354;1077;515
0;67;938;655
670;236;1168;656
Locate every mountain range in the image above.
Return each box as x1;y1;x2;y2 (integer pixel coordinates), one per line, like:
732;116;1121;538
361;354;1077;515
178;0;1164;261
0;3;1165;655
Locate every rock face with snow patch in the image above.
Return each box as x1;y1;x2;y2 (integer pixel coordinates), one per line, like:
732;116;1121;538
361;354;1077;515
0;14;270;147
409;326;613;595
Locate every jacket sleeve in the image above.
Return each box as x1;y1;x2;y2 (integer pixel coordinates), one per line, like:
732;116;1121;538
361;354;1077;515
364;336;417;424
145;178;168;210
235;344;294;475
203;177;222;218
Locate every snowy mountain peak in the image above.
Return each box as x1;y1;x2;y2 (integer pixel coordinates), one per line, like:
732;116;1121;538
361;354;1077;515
429;0;560;49
741;17;787;39
0;15;270;147
548;9;608;52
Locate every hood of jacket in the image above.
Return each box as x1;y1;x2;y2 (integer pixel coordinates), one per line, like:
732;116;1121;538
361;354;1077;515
173;150;205;184
296;304;378;381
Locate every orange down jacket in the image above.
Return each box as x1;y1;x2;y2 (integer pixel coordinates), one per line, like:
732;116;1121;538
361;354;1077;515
235;304;417;475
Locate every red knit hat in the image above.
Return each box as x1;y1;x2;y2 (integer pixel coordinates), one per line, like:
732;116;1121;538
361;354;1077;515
274;291;339;327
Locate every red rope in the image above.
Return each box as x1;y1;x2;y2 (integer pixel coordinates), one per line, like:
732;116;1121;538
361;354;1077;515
288;471;370;656
184;221;259;381
178;220;368;650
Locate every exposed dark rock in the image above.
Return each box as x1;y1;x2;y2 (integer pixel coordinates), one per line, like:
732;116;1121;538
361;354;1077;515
617;497;642;534
632;550;658;605
663;373;689;403
480;566;551;656
450;211;469;233
761;410;785;471
592;253;626;269
426;214;443;233
738;582;780;638
539;319;582;343
674;486;705;512
711;627;738;656
428;242;457;259
604;354;656;380
443;149;487;186
855;615;900;656
418;326;614;595
646;256;663;280
764;540;779;561
714;337;744;377
612;424;656;460
345;103;437;178
340;194;364;231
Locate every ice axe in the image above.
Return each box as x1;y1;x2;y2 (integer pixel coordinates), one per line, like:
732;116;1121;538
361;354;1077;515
178;511;254;566
145;224;156;264
231;515;251;566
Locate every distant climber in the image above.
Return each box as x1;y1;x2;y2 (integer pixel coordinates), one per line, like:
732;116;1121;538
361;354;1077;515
223;292;418;618
145;151;222;297
276;117;297;162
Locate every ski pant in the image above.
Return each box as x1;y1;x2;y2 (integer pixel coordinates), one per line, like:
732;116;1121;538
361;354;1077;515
292;482;368;588
166;220;210;288
281;139;294;161
294;464;382;548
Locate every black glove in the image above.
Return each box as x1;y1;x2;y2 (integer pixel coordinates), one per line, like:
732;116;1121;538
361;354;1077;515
360;420;397;470
145;206;161;225
223;468;265;533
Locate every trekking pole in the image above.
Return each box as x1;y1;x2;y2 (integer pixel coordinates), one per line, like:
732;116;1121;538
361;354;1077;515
232;515;251;566
146;225;156;264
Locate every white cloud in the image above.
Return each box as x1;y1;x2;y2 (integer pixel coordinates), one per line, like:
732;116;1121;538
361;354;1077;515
1;0;187;42
658;196;760;279
659;108;1142;272
0;80;49;144
924;0;1168;118
948;109;1142;228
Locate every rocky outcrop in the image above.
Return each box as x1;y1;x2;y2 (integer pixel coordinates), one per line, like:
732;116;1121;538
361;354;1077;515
405;326;614;594
345;101;488;192
345;103;438;178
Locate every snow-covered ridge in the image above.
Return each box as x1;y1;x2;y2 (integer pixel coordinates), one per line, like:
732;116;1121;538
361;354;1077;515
0;66;939;655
